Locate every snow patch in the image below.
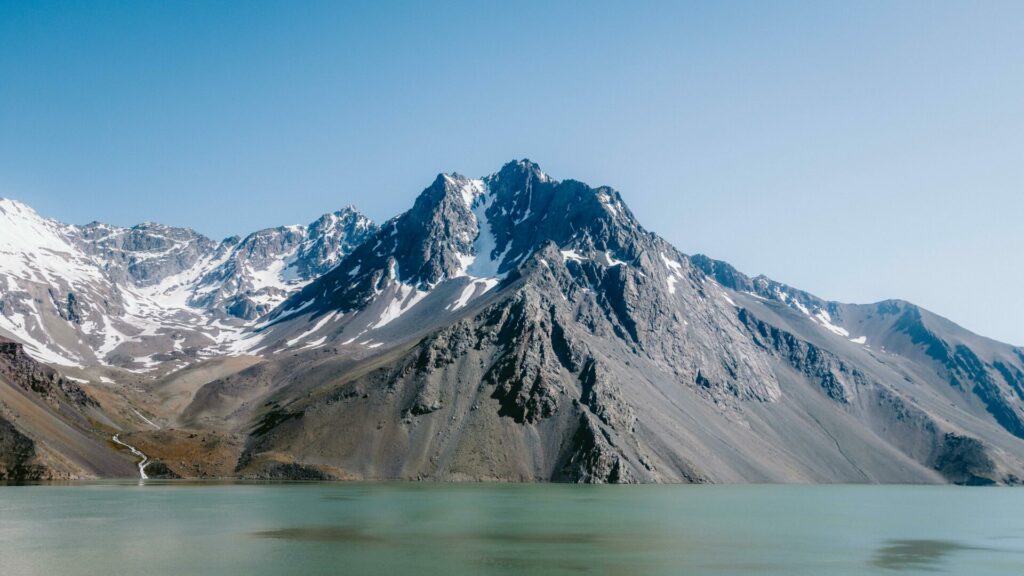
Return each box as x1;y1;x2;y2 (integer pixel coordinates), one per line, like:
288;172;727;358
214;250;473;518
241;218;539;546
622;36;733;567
449;278;500;312
298;336;328;350
660;252;685;296
372;284;429;329
449;175;485;210
659;252;683;273
604;251;627;267
597;191;619;218
285;311;339;347
813;310;850;337
561;250;586;263
463;183;511;279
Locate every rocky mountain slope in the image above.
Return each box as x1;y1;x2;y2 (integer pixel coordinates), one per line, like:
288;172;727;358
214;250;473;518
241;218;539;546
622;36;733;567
0;336;135;480
1;161;1022;484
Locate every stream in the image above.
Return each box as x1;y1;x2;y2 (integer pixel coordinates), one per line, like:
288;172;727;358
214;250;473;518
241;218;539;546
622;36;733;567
112;434;150;479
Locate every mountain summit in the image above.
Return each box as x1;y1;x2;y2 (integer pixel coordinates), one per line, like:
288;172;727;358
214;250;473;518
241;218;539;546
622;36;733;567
1;162;1023;485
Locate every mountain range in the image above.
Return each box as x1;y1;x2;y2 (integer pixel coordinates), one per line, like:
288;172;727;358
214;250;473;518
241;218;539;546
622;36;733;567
2;160;1023;484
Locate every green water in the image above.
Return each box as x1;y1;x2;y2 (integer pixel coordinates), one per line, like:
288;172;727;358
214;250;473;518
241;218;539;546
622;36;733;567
1;483;1023;575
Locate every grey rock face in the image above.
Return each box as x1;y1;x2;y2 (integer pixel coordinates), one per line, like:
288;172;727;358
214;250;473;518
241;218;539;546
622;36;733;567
0;416;43;482
890;305;1024;438
293;207;376;278
695;254;1024;447
72;222;218;287
275;174;481;317
238;160;1024;485
738;308;864;404
0;338;94;407
191;207;376;320
560;413;633;484
0;336;131;480
933;433;998;486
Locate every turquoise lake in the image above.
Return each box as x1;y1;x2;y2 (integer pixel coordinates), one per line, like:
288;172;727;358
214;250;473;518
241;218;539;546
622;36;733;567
2;483;1023;575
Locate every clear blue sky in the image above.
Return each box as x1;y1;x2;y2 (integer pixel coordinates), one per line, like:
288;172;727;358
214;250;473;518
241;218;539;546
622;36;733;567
1;1;1022;345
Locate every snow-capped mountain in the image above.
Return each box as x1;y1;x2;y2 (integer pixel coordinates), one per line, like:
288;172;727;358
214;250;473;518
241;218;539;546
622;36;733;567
225;160;1024;485
3;161;1024;486
189;207;375;320
0;198;374;371
253;160;652;354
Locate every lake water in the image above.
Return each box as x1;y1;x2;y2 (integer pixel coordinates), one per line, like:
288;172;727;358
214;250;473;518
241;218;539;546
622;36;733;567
1;483;1023;575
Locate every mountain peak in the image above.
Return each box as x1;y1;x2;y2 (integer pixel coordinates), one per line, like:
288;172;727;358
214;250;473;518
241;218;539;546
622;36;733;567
271;160;650;326
493;159;551;183
0;197;37;214
0;195;31;207
334;204;362;216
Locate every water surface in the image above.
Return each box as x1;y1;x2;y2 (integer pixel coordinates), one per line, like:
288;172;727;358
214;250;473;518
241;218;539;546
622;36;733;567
1;483;1022;575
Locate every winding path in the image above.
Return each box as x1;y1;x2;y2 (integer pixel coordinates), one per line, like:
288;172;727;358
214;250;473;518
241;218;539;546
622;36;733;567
112;434;150;479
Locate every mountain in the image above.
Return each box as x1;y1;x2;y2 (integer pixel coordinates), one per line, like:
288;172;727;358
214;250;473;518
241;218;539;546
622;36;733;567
188;206;375;320
0;198;375;372
1;161;1023;484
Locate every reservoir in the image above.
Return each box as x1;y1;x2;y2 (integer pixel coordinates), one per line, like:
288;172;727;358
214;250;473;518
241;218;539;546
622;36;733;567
2;483;1022;575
